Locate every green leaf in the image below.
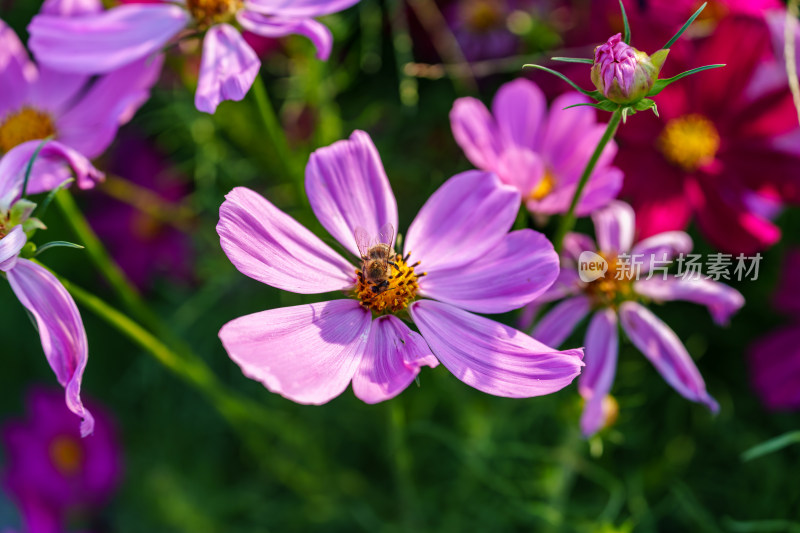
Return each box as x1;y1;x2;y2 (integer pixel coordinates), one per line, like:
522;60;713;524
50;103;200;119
21;139;51;199
564;101;620;112
633;98;656;111
523;64;601;99
551;57;594;64
662;2;707;49
32;240;85;258
619;0;631;44
647;64;725;96
741;431;800;462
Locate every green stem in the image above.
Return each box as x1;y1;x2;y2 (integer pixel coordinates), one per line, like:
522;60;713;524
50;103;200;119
553;108;622;252
389;401;418;530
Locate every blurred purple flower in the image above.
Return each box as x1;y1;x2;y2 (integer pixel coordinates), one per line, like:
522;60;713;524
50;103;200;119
1;142;102;437
0;4;159;192
450;79;622;216
442;0;524;61
2;387;122;533
28;0;360;114
217;130;583;404
86;133;193;290
527;201;744;436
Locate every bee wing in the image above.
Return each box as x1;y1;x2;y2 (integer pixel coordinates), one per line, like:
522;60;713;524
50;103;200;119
354;226;373;258
377;223;395;249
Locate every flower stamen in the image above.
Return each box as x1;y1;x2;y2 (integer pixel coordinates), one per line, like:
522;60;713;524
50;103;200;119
355;253;422;314
583;252;635;308
529;170;555;201
186;0;242;29
657;114;720;172
0;107;57;153
49;435;84;476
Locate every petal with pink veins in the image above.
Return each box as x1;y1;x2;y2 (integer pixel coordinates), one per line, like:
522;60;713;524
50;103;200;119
592;201;635;254
491;78;546;151
237;11;333;61
304;130;397;257
217;187;355;294
6;259;94;436
41;0;103;16
0;226;27;271
630;231;693;273
579;309;619;437
0;20;35;118
219;300;371;404
634;277;744;325
619;301;719;412
352;315;438;404
449;97;502;171
533;296;592;348
195;24;260;114
410;300;584;398
244;0;361;18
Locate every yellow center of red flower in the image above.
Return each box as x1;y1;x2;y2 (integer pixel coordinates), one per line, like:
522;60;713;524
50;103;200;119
584;252;635;308
462;0;503;32
355;252;422;314
187;0;242;29
657;114;720;172
49;435;84;476
0;107;57;154
528;170;556;201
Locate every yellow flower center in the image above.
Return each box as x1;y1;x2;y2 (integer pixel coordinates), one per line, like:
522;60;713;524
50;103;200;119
584;252;635;309
355;252;422;314
528;170;556;201
463;0;503;32
49;435;84;476
0;107;57;154
186;0;242;29
657;114;720;172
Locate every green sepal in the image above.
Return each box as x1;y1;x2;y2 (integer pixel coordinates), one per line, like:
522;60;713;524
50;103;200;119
662;2;707;49
32;240;85;258
22;217;46;236
9;199;37;227
647;64;726;96
523;64;602;99
551;57;593;64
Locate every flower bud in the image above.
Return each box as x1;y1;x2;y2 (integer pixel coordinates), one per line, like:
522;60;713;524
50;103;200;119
591;33;668;105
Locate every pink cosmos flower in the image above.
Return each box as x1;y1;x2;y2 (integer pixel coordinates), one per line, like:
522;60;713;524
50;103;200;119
217;130;584;404
748;250;800;410
450;79;623;216
616;16;800;254
27;0;360;114
0;142;102;437
527;201;744;436
1;3;158;191
2;387;122;533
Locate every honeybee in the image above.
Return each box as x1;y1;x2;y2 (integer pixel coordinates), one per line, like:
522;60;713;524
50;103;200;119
355;223;398;294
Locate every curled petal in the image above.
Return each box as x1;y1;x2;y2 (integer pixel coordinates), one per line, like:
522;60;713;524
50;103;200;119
634;277;744;325
7;259;94;436
410;300;584;398
579;309;619;437
630;231;693;272
532;296;592;348
217;187;355;294
0;226;27;271
419;229;559;314
219;300;371;404
196;24;260;114
28;4;187;74
238;11;333;61
592;201;635;254
404;171;520;273
619;301;719;412
449;97;502;171
352;315;438;404
305;130;398;257
244;0;360;18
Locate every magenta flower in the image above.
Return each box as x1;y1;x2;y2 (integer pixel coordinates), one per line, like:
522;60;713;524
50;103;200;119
528;201;744;436
217;130;584;404
748;250;800;410
1;142;101;437
2;387;122;532
450;79;623;216
591;33;666;104
0;7;157;191
28;0;360;114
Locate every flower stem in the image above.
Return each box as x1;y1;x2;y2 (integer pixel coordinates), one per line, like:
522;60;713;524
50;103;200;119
552;108;622;252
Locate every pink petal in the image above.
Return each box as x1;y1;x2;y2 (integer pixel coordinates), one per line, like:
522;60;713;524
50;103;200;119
619;301;719;412
195;24;260;114
0;140;104;211
630;231;693;273
541;92;598;163
537;268;583;303
634;277;745;326
27;66;90;117
533;296;592;348
237;11;333;61
496;147;545;195
410;300;584;398
562;233;597;264
7;259;94;436
219;300;371;404
578;309;619;437
0;226;27;271
305;130;398;257
404;171;520;273
57;55;164;158
28;4;187;74
0;20;35;118
217;187;355;294
449;97;502;171
244;0;360;18
491;78;546;151
592;200;635;254
41;0;103;16
352;315;438;404
419;229;559;314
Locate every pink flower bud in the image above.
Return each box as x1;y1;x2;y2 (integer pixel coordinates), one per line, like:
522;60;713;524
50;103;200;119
591;33;667;104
